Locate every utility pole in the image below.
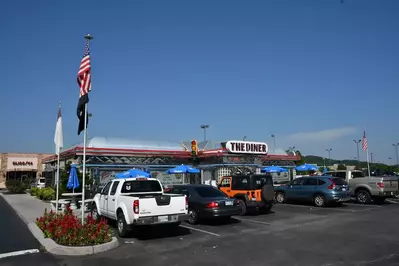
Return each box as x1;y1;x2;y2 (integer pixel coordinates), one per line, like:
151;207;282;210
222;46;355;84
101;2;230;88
353;139;361;163
393;143;399;166
200;125;209;142
325;148;332;166
370;152;374;164
271;134;276;153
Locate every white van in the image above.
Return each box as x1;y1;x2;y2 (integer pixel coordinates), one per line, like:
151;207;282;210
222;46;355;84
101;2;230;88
36;178;46;189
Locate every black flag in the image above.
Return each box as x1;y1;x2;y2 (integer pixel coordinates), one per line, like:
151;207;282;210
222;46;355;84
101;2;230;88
77;94;89;135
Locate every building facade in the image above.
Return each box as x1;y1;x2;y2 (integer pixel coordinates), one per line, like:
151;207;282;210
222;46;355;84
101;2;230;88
0;153;53;189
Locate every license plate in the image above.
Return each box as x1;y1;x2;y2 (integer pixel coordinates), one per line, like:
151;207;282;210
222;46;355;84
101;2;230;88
225;201;233;206
158;216;168;222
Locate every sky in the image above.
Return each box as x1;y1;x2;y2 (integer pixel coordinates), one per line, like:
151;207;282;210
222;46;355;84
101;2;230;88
1;0;398;163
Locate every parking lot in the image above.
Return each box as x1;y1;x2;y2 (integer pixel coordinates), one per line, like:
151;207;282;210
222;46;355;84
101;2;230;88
62;198;399;266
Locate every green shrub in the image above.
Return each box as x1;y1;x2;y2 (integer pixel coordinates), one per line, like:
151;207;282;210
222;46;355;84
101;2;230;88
30;187;39;196
5;180;30;194
35;187;55;201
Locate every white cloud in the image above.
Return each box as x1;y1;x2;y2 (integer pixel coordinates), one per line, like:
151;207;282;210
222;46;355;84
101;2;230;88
285;127;357;142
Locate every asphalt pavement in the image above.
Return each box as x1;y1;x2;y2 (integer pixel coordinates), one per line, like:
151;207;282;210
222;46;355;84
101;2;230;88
0;195;59;265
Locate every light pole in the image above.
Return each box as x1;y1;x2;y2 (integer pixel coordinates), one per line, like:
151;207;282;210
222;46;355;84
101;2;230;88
325;148;332;166
271;134;276;153
393;143;399;166
200;125;209;142
353;139;361;163
370;152;374;164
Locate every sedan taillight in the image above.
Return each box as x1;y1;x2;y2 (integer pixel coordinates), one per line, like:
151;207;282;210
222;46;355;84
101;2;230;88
206;202;219;208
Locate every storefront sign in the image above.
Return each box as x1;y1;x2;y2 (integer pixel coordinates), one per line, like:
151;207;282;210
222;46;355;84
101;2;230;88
7;157;38;170
225;141;268;155
12;161;33;166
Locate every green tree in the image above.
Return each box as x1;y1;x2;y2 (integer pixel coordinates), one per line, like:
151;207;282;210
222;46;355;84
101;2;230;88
294;150;305;166
337;164;346;170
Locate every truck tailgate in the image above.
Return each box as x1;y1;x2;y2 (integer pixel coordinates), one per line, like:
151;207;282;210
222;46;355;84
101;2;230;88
382;177;399;192
139;194;186;217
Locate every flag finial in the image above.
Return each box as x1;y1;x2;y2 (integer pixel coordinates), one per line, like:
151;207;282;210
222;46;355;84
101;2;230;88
84;34;94;42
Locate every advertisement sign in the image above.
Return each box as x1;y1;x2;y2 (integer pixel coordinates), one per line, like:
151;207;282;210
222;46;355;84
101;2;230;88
7;157;38;170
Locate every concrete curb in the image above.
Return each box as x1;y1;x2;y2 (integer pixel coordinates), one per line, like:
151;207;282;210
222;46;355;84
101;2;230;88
0;193;119;256
28;223;119;256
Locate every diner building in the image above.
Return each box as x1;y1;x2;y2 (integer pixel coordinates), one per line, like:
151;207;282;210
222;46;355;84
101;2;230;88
42;137;301;186
0;152;53;189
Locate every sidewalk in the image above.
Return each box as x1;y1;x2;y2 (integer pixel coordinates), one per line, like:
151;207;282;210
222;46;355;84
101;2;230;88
0;193;49;224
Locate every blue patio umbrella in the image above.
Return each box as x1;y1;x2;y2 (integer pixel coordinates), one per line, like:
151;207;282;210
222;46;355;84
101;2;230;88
166;164;200;174
295;164;318;172
166;165;200;184
115;169;151;179
323;166;328;173
67;164;80;192
261;166;287;173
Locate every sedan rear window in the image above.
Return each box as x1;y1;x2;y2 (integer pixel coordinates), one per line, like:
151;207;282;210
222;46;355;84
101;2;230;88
195;187;226;198
332;178;347;185
121;180;162;193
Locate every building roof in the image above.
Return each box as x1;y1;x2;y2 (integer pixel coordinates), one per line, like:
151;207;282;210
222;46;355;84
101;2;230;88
75;137;185;151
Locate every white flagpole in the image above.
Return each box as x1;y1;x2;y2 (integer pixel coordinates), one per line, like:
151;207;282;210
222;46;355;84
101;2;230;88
81;103;88;224
366;150;371;177
55;146;60;214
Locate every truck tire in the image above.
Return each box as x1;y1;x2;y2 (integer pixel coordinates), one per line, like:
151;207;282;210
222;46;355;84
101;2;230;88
356;189;371;204
91;204;101;222
117;211;129;238
237;199;247;215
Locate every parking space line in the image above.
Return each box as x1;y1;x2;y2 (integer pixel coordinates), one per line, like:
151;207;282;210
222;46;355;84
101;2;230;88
0;249;40;259
278;204;316;209
235;217;272;225
314;207;356;213
386;199;399;204
345;203;382;208
180;225;221;237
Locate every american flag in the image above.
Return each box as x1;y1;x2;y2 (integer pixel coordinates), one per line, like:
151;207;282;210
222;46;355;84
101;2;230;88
76;41;92;135
362;130;368;151
77;42;91;96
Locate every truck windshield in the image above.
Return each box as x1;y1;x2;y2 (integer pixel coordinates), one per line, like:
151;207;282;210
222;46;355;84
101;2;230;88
121;180;162;193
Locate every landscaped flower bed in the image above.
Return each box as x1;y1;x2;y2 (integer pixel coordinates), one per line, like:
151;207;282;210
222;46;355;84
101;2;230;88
36;207;112;246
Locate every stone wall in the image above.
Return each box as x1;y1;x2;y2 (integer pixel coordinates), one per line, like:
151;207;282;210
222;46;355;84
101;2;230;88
0;152;53;189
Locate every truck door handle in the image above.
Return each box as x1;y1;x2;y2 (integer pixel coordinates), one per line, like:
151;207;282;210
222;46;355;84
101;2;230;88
112;199;115;201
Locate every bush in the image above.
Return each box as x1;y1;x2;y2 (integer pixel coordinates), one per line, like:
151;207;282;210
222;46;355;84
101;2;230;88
35;187;56;201
5;180;30;194
36;208;112;246
29;187;39;196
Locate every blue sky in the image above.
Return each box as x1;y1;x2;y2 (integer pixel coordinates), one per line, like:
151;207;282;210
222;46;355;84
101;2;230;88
1;0;398;163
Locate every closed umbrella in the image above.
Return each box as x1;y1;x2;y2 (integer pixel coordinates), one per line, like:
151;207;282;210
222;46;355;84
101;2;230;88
67;164;80;193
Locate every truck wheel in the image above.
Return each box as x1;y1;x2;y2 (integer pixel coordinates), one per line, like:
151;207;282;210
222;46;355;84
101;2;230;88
117;211;129;238
237;199;247;215
356;189;371;204
187;208;199;225
91;204;101;222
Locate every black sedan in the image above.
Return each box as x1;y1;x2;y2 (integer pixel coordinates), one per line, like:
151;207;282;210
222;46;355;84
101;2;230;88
168;184;241;224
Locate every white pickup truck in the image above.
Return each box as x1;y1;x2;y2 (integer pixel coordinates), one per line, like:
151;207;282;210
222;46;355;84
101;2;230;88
92;177;189;237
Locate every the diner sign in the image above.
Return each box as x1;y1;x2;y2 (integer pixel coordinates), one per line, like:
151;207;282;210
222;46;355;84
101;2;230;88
225;141;268;155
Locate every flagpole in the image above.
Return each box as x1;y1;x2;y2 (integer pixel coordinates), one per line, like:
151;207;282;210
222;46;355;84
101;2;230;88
55;101;62;214
55;145;60;214
366;150;371;177
81;34;92;224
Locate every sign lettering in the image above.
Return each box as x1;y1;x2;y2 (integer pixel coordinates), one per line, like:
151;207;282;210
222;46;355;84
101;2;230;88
225;141;268;155
12;161;34;166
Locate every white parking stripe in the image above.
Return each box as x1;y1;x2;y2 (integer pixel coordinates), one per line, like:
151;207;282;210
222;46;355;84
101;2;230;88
386;199;399;204
0;249;40;259
345;203;382;208
235;217;272;225
180;225;220;237
278;204;316;209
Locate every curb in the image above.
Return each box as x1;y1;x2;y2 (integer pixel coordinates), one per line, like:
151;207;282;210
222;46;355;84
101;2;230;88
28;223;119;256
0;193;119;256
